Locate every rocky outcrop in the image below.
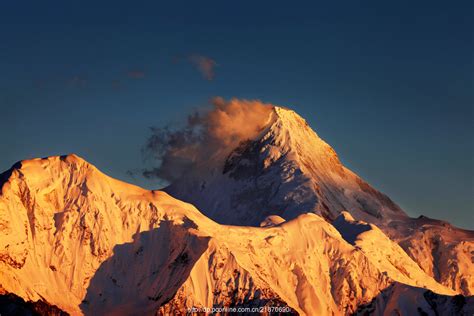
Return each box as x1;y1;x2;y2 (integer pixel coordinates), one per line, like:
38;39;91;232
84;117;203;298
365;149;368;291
0;292;68;316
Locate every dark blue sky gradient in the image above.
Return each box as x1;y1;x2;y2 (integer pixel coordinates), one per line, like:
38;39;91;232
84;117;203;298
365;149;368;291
0;1;472;228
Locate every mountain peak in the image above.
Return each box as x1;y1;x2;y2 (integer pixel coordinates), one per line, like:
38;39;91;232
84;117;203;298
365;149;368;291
1;154;91;187
263;106;344;172
0;154;155;202
273;106;307;125
273;106;312;130
166;106;406;226
2;154;89;173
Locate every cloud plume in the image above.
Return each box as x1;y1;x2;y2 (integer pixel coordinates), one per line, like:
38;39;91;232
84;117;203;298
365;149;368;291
142;97;275;182
188;55;217;80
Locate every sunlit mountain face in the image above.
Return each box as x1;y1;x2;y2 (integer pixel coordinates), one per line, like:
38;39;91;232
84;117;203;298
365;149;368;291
1;102;472;315
1;2;472;315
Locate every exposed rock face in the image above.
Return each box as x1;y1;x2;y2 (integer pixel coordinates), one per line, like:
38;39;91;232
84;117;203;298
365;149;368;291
0;155;467;315
0;292;68;316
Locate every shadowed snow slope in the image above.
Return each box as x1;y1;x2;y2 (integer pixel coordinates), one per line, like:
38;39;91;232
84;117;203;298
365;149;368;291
355;283;474;316
165;106;474;295
0;155;469;315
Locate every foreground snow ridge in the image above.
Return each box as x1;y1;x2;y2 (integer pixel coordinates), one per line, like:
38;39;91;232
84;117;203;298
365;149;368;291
0;155;471;315
0;106;473;315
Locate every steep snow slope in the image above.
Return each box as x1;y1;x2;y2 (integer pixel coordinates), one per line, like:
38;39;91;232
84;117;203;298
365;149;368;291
166;107;407;227
0;155;214;315
385;216;474;296
332;212;454;294
165;106;474;295
0;155;464;315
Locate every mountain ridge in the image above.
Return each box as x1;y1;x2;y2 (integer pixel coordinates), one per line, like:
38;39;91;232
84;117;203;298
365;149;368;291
0;154;471;315
164;106;474;296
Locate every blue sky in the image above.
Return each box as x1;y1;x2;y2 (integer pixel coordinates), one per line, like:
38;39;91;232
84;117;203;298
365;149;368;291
0;1;472;228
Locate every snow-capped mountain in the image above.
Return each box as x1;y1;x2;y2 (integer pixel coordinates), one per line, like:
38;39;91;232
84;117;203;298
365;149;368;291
165;106;474;296
1;155;472;315
166;106;407;227
384;216;474;296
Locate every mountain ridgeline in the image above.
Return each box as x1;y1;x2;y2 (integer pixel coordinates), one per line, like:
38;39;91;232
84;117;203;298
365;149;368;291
0;106;472;315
